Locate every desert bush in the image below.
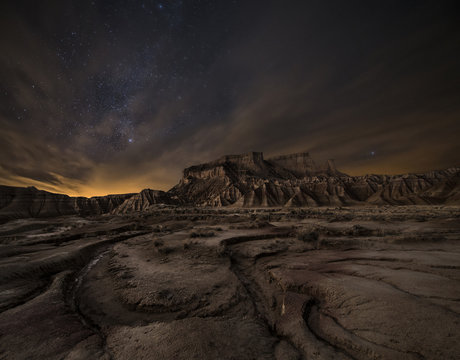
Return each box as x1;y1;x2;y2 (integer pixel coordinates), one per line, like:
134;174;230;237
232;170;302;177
153;238;164;247
375;228;401;237
190;229;215;238
391;234;446;244
153;225;163;232
158;246;174;254
297;230;319;242
216;245;227;257
350;225;373;236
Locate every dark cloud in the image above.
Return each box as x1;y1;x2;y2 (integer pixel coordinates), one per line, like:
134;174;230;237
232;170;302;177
0;0;459;196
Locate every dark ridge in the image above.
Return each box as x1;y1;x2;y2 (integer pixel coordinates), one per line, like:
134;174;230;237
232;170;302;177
1;152;459;220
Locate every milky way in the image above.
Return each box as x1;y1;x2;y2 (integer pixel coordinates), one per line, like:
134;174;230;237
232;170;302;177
1;1;459;196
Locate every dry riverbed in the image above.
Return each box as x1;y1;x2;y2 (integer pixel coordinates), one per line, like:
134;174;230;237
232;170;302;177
0;206;459;359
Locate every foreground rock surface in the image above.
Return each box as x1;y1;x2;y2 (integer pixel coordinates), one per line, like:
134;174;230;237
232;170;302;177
0;206;459;359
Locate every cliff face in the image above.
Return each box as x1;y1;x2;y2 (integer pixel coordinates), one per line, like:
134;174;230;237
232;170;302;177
267;152;340;176
1;152;459;220
170;152;460;207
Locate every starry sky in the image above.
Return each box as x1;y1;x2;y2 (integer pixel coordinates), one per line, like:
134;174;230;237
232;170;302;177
1;0;459;197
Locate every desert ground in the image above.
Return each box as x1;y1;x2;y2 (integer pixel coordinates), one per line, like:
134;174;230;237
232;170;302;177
0;206;459;359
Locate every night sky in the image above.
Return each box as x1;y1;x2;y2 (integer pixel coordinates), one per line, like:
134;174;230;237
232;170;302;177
1;1;459;196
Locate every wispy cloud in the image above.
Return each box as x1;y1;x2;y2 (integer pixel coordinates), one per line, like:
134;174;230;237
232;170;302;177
0;1;459;195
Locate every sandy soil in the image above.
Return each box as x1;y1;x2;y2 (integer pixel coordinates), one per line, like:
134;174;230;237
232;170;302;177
0;206;459;359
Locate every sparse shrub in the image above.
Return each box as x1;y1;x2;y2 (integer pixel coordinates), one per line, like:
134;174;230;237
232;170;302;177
297;230;319;243
153;225;163;232
190;229;215;238
350;225;373;236
153;238;164;247
158;246;174;254
253;220;271;228
120;271;134;280
328;214;353;222
392;234;446;244
216;245;227;257
375;228;401;237
229;221;271;230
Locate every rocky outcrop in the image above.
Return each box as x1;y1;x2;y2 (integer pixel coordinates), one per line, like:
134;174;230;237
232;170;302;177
170;152;460;207
73;194;137;215
1;152;459;220
112;189;180;214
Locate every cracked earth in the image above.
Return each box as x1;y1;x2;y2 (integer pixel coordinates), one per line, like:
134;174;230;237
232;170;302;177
0;206;459;359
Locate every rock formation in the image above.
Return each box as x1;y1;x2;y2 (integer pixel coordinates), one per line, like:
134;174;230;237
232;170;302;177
0;151;459;220
268;152;340;177
113;188;180;214
170;152;460;207
0;186;134;223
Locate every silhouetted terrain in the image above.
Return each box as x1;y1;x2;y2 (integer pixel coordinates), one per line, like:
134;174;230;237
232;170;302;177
1;152;459;222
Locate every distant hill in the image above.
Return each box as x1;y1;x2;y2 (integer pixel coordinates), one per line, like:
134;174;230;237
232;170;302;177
1;151;459;221
0;185;136;222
